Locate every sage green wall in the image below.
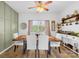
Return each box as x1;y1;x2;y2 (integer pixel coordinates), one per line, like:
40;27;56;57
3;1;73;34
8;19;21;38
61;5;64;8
0;1;18;52
0;1;5;51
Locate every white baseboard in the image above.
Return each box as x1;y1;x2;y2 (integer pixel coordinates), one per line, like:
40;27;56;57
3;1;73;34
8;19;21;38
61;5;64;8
0;43;14;55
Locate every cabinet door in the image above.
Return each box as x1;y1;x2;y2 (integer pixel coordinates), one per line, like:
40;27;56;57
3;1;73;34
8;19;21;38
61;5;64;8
4;3;12;48
11;10;18;33
0;2;5;51
14;12;18;32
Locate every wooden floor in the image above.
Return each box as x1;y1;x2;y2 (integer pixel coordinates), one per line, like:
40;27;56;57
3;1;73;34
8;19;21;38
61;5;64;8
0;46;79;58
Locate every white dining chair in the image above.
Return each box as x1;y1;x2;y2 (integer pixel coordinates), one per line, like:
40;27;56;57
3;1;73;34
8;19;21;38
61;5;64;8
13;33;24;52
50;33;61;53
50;41;61;52
26;35;37;57
38;35;49;58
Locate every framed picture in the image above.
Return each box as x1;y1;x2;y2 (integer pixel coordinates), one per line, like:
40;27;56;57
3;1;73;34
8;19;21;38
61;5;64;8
51;21;55;31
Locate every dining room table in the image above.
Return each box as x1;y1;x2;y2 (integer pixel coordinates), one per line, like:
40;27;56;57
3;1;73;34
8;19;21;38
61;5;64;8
12;35;26;41
13;35;61;43
13;34;62;56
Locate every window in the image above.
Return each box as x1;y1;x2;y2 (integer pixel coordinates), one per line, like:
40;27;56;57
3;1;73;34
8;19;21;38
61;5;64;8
31;21;45;32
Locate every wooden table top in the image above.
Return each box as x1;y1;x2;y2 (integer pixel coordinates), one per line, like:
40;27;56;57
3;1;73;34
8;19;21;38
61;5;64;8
49;36;61;42
13;35;61;42
13;35;26;41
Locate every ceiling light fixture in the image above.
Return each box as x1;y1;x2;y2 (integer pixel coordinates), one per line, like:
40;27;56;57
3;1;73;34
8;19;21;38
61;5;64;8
28;1;53;12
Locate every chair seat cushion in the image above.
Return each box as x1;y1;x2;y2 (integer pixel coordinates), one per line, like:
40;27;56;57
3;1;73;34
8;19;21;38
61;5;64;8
50;42;60;47
14;41;23;45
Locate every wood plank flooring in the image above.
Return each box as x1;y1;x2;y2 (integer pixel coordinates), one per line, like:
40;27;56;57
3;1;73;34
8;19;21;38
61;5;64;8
0;46;79;58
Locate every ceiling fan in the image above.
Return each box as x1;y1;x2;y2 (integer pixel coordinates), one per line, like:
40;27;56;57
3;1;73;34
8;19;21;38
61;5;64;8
28;1;53;12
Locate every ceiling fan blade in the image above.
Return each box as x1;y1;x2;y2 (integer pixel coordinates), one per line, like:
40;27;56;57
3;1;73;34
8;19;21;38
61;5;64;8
28;7;34;9
35;1;42;6
38;1;42;4
28;6;37;9
45;1;52;5
44;8;49;11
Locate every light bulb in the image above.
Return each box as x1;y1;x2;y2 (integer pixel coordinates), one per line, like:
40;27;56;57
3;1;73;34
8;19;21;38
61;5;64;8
36;7;44;12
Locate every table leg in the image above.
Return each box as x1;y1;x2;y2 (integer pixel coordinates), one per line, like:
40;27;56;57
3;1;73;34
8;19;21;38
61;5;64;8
23;40;27;54
58;47;61;53
48;41;51;55
37;39;39;58
14;45;17;52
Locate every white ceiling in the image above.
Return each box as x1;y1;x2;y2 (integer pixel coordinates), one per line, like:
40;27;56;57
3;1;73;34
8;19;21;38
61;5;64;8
5;1;74;14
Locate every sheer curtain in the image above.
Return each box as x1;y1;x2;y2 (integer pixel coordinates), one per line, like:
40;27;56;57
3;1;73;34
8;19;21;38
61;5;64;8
45;20;50;36
28;20;32;35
